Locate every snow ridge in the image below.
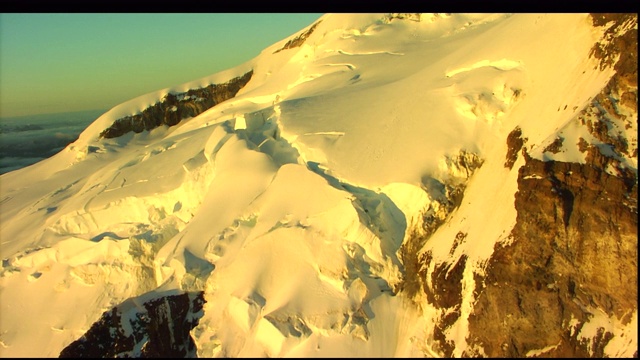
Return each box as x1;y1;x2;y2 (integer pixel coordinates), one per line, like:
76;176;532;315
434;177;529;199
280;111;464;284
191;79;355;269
1;13;637;358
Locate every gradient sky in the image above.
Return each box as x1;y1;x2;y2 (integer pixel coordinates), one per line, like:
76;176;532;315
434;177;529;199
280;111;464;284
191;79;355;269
0;13;323;118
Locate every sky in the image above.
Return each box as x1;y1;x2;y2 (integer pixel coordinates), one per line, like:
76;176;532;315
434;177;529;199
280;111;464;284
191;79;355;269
0;13;323;118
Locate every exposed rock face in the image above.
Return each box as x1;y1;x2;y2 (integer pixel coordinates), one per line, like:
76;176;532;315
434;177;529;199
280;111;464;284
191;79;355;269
543;136;564;154
386;13;424;22
59;291;205;358
397;150;484;303
589;13;638;76
399;13;637;357
100;71;254;139
424;253;468;357
273;21;321;54
467;150;637;357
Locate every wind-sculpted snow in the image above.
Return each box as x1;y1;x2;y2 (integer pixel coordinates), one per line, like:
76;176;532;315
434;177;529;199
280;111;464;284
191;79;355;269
0;13;637;358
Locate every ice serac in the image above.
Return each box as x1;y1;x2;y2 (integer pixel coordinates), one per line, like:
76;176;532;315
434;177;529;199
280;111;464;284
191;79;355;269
0;13;637;358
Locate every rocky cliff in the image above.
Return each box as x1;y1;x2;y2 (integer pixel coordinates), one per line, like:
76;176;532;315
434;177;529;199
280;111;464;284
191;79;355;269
405;13;637;358
465;148;637;357
100;71;253;139
59;291;205;358
273;21;321;54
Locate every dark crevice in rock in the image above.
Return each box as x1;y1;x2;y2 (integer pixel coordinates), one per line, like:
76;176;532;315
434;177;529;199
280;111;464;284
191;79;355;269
59;291;205;358
543;160;575;229
100;71;254;139
273;21;322;54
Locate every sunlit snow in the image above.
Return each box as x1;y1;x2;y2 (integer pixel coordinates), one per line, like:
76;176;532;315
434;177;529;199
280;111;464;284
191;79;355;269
0;13;635;357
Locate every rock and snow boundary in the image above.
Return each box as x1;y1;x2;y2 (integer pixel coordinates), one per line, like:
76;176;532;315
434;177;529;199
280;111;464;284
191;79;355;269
0;13;636;357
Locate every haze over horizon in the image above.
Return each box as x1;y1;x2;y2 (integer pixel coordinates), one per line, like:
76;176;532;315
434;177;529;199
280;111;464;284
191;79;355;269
0;13;322;118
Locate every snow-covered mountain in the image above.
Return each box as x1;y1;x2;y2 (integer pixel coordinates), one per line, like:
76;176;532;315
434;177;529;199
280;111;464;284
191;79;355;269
0;13;637;357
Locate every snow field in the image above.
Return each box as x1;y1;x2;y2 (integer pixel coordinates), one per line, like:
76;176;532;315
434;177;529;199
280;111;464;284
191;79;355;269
1;13;636;357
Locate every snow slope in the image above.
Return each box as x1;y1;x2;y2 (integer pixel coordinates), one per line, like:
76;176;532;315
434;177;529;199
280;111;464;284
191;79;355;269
0;13;636;357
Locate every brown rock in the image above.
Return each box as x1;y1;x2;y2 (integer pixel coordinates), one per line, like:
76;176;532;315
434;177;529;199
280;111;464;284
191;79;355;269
505;126;526;169
59;291;206;358
543;137;564;154
467;153;637;357
100;70;254;139
273;21;322;54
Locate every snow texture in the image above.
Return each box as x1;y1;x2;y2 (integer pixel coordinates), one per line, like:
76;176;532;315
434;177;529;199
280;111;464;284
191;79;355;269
0;13;635;357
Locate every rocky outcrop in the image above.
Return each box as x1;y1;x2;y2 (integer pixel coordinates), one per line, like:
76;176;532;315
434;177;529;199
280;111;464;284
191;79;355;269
385;13;424;22
395;151;484;357
424;253;468;357
466;147;637;357
396;150;483;304
59;291;205;358
100;71;253;139
384;13;451;23
543;137;564;154
505;126;527;169
408;138;637;358
401;13;637;357
589;13;637;76
446;28;637;354
273;21;321;54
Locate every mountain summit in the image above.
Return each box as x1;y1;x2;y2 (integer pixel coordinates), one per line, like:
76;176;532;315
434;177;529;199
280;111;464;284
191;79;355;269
0;13;637;357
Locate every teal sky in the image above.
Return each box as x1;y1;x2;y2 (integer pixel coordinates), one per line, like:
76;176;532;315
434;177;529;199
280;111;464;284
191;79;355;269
0;13;323;118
